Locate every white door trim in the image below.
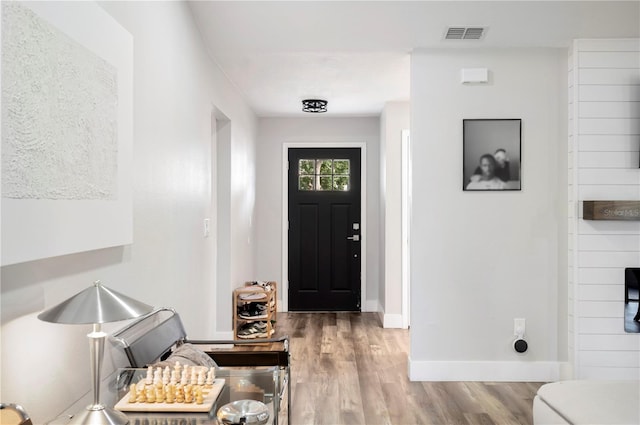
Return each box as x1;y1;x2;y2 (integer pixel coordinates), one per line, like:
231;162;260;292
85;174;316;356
281;142;367;312
401;129;411;329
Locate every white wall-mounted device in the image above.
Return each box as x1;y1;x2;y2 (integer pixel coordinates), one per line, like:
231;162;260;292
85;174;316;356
461;68;489;84
513;317;528;354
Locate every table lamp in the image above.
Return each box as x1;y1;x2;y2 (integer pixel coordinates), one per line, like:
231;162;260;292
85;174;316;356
38;280;153;425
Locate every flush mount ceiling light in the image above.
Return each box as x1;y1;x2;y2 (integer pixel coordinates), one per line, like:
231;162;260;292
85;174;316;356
302;99;327;113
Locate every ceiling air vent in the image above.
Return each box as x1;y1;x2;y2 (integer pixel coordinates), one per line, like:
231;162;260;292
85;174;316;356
444;26;487;40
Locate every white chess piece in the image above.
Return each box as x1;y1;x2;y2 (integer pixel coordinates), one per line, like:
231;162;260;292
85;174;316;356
206;367;215;385
163;366;170;385
145;366;153;385
153;367;162;386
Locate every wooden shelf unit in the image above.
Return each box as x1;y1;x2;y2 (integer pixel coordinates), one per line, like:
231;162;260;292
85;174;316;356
233;281;277;340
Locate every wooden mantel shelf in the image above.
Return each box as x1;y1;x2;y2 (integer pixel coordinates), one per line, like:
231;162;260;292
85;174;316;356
583;201;640;221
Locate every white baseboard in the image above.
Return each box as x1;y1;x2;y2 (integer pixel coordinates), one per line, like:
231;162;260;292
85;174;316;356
363;300;378;312
383;313;404;329
370;301;404;328
558;362;573;381
408;358;561;382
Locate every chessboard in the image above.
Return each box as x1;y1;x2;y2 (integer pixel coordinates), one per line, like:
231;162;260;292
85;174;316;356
114;364;224;412
114;378;225;412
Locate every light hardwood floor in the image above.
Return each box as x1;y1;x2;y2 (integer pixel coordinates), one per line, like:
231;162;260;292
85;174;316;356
273;312;543;425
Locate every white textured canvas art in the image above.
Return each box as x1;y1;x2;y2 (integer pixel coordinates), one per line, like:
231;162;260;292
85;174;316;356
1;1;133;266
2;2;118;200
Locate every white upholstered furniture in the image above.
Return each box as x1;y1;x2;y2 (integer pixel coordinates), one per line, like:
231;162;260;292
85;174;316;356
533;380;639;425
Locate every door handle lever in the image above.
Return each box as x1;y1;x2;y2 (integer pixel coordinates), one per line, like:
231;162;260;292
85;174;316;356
347;235;360;241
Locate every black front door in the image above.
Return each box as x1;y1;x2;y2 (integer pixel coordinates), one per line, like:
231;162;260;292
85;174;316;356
288;148;361;311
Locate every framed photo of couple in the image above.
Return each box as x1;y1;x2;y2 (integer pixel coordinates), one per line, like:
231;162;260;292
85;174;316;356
463;118;522;191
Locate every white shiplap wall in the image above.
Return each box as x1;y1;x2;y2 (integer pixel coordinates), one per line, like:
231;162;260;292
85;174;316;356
571;39;640;380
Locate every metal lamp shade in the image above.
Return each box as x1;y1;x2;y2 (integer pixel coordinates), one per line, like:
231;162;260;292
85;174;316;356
38;280;153;324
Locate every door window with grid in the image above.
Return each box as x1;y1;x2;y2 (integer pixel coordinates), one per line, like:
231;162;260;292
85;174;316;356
298;159;350;192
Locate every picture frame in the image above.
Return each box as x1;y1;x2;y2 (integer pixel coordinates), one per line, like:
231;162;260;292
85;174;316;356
1;2;133;265
463;118;522;191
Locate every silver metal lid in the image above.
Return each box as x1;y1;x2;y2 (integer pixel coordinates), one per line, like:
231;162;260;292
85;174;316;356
217;400;269;425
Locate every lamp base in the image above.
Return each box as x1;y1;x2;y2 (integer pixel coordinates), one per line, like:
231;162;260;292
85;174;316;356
68;405;128;425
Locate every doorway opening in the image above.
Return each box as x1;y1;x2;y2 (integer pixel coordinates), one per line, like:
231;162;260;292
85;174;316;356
281;143;367;312
212;108;232;338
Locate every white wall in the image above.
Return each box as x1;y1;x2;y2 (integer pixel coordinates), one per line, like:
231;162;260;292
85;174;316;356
254;117;380;311
0;1;257;421
569;39;640;380
379;102;410;327
409;48;568;381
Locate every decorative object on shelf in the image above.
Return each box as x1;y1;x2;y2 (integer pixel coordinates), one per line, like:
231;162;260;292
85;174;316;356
114;376;226;413
217;399;269;425
583;201;640;221
302;99;327;113
463;119;522;191
38;280;153;425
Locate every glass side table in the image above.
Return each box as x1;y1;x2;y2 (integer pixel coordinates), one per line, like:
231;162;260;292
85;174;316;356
114;367;284;425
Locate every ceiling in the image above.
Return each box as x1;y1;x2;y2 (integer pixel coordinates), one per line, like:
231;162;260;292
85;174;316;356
188;1;640;117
